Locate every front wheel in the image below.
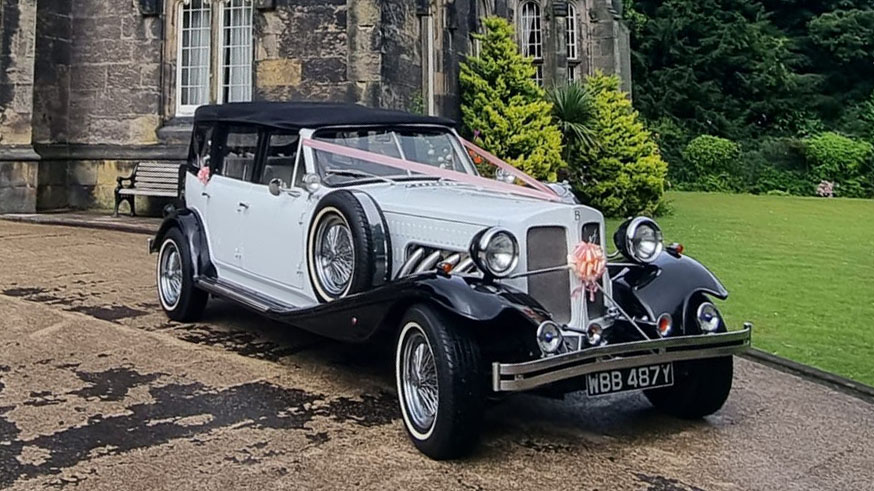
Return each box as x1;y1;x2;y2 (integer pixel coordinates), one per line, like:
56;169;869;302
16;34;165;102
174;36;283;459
395;304;484;460
156;228;208;322
644;296;733;418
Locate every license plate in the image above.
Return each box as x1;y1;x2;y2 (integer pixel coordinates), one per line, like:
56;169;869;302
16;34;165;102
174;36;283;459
586;363;674;397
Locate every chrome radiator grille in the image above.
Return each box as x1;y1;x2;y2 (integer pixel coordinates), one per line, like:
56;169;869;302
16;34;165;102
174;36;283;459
526;227;571;323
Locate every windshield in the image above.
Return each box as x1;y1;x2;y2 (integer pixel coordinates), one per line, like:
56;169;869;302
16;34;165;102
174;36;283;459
312;127;476;185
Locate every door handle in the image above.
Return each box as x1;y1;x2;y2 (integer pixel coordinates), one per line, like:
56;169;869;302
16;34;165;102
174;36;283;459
237;201;250;209
201;192;210;198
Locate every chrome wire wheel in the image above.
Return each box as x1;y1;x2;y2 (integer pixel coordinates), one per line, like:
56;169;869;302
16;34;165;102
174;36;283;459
158;240;183;310
400;325;439;435
314;211;355;297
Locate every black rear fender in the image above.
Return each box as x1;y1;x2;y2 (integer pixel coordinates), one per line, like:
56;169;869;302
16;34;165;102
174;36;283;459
150;208;215;279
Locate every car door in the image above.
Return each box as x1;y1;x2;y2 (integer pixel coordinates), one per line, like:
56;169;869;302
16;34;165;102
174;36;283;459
237;130;315;307
184;123;214;231
199;125;261;286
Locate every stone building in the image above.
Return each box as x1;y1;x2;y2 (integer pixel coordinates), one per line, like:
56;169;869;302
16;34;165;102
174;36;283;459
0;0;630;214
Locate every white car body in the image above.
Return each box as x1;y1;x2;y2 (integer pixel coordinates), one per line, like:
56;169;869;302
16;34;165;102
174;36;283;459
152;102;751;460
186;125;609;342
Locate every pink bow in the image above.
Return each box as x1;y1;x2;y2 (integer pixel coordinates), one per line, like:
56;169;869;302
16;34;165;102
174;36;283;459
197;166;211;185
569;241;606;301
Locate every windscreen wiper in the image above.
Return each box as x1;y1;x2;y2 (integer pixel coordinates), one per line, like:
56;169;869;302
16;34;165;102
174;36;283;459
324;168;396;185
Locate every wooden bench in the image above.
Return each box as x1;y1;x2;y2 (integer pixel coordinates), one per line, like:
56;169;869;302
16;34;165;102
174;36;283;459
114;162;181;216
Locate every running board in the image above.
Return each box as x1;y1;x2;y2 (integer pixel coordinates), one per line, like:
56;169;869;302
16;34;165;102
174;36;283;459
195;277;296;314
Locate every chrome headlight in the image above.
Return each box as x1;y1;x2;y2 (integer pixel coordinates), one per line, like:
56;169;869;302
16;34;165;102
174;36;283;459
697;302;722;333
536;321;563;354
470;228;519;278
613;217;664;264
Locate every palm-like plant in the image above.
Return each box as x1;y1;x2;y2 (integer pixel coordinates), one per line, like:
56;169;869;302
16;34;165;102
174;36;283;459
547;82;599;160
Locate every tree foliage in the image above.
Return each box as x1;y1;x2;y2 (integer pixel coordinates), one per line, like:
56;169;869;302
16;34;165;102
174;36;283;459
631;0;874;140
631;0;809;142
547;83;598;162
630;0;874;199
570;73;668;216
809;9;874;64
459;17;566;181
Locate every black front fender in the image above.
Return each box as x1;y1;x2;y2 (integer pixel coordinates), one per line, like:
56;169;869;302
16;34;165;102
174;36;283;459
609;253;728;329
150;208;215;279
267;273;548;348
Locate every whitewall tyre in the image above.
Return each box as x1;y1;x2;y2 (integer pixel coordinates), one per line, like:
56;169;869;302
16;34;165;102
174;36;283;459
156;228;208;322
307;191;381;303
395;304;484;460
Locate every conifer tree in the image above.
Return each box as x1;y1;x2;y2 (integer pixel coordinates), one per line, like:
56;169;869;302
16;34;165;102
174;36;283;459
572;73;668;216
460;17;565;181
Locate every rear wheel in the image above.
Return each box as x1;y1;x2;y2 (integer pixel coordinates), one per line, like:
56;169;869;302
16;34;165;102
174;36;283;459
644;296;733;418
395;304;484;460
156;228;207;322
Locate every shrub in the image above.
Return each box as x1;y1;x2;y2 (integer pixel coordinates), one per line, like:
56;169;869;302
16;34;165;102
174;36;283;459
680;135;742;191
569;72;668;217
459;17;566;181
740;139;812;195
802;132;873;198
647;117;691;184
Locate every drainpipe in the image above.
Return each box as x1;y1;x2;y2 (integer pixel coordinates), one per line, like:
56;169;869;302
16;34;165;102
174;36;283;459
417;0;436;116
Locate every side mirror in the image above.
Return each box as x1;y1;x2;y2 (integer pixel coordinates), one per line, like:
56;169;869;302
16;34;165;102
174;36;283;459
268;178;282;196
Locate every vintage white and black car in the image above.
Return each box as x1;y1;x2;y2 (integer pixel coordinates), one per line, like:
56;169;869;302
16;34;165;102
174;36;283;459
149;102;751;459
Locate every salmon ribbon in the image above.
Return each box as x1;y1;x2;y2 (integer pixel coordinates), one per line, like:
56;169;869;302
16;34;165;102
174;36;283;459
197;166;211;185
301;138;561;202
569;241;607;302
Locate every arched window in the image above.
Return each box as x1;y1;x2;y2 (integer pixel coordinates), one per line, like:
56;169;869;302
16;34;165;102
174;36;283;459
472;0;493;56
176;0;253;116
566;3;581;82
519;1;543;84
567;4;579;61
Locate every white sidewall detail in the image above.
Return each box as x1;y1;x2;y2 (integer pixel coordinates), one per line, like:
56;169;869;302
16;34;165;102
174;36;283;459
307;206;355;302
396;321;438;441
157;237;183;312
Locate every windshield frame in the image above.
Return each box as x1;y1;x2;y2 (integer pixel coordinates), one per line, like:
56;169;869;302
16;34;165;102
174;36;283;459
303;124;478;187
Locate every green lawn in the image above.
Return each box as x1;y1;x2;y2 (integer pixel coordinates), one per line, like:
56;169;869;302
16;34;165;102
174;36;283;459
608;192;874;386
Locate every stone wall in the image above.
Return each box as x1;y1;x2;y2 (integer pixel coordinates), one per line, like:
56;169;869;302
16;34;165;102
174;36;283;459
255;0;357;102
0;0;633;215
35;149;182;213
589;0;632;91
378;0;423;112
26;0;168;213
0;0;38;213
37;0;163;145
0;0;36;146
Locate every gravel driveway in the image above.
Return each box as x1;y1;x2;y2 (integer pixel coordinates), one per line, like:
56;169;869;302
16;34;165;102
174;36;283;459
0;220;872;490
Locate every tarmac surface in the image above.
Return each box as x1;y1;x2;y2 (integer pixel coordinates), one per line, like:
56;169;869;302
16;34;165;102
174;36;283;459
0;219;872;490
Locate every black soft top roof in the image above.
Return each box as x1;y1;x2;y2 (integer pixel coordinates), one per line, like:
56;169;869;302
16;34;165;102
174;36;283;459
193;102;455;130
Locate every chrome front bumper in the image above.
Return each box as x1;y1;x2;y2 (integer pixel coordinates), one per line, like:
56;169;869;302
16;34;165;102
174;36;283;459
492;325;752;392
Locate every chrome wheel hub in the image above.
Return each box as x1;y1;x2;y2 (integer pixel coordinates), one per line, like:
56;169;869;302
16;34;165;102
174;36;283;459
159;242;183;308
402;330;438;432
315;214;354;296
